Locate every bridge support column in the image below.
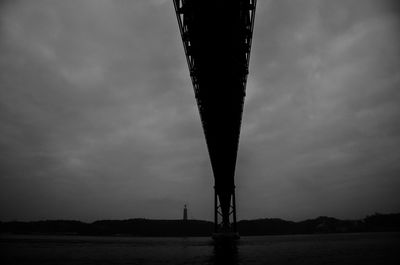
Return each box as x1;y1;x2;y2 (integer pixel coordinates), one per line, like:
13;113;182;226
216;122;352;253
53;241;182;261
213;186;239;240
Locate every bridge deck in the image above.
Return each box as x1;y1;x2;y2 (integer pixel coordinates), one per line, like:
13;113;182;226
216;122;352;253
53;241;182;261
173;0;257;231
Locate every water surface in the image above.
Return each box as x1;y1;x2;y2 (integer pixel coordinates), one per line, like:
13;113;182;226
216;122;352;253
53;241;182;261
1;232;398;265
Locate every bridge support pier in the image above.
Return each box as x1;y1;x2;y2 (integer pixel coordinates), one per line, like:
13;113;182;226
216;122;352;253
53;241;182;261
213;186;239;240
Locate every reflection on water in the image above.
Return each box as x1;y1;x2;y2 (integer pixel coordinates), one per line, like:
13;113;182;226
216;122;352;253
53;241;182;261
209;240;239;265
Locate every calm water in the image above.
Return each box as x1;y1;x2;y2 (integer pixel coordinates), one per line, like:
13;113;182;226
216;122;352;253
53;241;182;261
1;232;398;265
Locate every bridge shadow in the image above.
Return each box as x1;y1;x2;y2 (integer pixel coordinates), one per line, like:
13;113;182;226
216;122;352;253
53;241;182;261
208;240;240;265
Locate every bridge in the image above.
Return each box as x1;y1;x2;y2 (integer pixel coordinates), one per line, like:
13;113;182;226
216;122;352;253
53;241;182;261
173;0;257;238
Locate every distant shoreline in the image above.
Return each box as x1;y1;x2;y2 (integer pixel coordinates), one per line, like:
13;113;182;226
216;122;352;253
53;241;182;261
1;213;399;237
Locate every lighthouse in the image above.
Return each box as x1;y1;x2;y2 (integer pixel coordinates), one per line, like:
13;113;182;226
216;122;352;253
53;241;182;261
183;205;188;221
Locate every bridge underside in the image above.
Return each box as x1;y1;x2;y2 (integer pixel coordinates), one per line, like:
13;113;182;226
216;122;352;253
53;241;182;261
173;0;256;235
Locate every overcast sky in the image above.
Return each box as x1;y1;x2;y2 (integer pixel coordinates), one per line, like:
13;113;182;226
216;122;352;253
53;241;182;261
0;0;399;222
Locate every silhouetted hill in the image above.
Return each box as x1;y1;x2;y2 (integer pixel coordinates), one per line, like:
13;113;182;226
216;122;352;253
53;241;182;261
1;213;399;237
238;214;400;235
237;218;296;235
91;219;213;236
0;219;213;237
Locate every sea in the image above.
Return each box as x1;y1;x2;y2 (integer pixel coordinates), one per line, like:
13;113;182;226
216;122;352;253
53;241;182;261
1;232;398;265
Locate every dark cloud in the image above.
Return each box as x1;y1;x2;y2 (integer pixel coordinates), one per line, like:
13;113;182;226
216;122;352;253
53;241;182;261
0;0;399;221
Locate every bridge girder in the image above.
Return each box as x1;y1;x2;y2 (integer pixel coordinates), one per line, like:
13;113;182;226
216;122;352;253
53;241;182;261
173;0;257;235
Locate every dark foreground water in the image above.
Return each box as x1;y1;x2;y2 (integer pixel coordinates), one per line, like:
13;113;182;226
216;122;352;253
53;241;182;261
1;232;398;265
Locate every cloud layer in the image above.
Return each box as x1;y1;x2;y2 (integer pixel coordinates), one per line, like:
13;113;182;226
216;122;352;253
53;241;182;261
0;0;399;221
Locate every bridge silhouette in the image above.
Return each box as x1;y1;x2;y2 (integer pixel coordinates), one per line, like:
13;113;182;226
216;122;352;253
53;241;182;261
173;0;257;238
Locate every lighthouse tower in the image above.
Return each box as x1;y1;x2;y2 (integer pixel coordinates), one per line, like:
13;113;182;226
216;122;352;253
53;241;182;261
183;205;188;221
